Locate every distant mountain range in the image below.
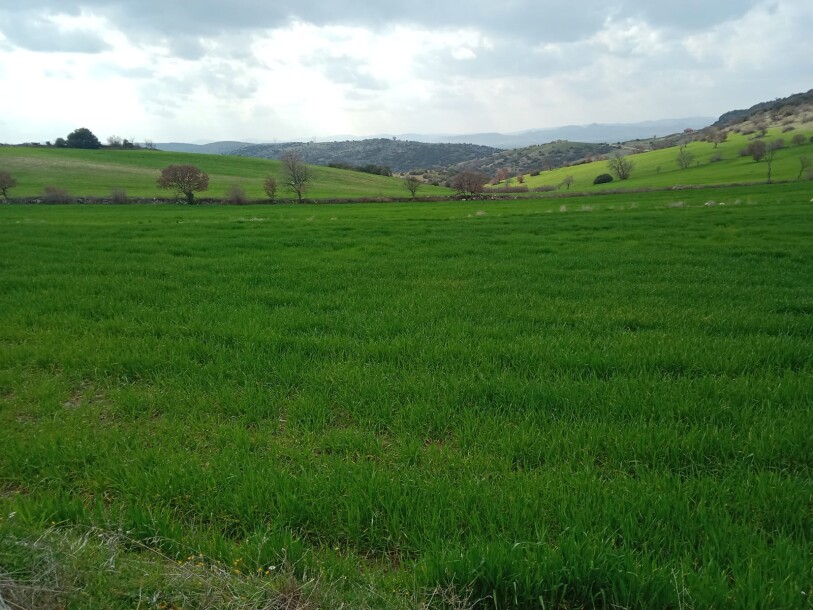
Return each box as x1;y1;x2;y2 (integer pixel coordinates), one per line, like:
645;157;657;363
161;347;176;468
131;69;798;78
154;141;252;155
154;117;714;156
386;118;714;148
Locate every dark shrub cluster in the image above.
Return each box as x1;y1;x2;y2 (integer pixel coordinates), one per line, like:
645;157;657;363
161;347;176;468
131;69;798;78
225;184;248;204
328;162;392;177
42;186;71;203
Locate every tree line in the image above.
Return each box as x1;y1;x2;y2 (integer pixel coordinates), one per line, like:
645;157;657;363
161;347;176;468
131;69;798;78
25;127;157;151
157;151;311;204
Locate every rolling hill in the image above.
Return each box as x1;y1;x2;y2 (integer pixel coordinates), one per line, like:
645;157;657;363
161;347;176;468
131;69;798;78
151;117;713;155
0;147;453;200
714;89;813;128
507;128;813;193
230;139;502;173
472;91;813;194
448;141;614;176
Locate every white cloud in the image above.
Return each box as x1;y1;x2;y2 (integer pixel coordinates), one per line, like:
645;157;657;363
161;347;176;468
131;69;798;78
0;0;809;143
452;47;477;60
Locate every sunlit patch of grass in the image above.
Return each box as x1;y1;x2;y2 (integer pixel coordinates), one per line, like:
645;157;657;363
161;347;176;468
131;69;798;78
518;128;813;192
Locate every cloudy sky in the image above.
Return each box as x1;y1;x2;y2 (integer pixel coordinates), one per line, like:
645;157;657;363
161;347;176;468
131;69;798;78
0;1;810;144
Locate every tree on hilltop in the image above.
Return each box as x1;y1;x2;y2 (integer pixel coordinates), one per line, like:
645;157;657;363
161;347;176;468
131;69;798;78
66;127;102;149
157;164;209;204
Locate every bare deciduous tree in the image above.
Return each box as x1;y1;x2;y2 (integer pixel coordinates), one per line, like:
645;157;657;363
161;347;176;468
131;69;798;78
710;128;728;148
747;140;767;162
143;140;156;150
402;175;422;200
157;164;209;204
560;175;574;190
281;151;311;203
607;152;634;180
493;168;510;184
0;171;17;201
450;170;489;196
792;134;806;146
764;140;784;183
676;145;695;170
263;175;278;202
798;156;811;180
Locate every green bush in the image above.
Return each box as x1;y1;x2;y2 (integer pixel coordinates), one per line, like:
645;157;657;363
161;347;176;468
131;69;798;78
593;173;613;185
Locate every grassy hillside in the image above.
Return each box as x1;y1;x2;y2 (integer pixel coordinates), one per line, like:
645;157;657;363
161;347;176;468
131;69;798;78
1;187;812;608
514;128;813;192
0;147;453;200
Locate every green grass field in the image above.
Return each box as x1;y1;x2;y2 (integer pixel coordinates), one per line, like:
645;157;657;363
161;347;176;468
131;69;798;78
0;147;452;200
517;129;813;192
1;185;812;608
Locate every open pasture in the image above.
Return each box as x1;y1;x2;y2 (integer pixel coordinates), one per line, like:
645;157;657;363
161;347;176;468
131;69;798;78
1;187;812;608
0;147;452;200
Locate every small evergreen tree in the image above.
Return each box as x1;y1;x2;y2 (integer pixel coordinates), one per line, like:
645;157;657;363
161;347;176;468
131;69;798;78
66;128;102;149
